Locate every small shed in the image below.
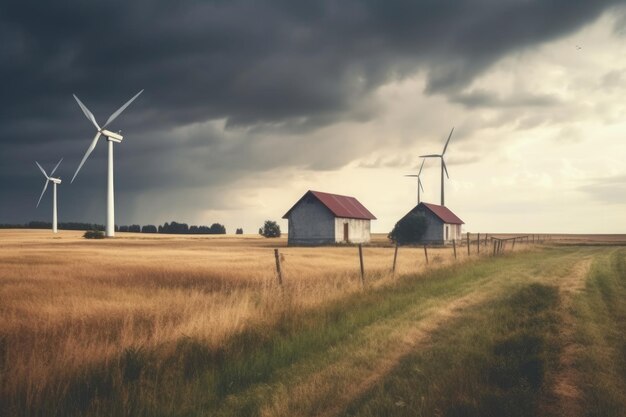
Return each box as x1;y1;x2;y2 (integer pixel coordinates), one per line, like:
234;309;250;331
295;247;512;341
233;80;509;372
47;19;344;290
282;190;376;245
399;202;464;244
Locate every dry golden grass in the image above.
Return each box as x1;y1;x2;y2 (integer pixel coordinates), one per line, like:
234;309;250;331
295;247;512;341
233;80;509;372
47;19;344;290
0;229;530;411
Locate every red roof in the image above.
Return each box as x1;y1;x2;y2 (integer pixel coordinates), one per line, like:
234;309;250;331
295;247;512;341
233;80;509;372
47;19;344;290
420;202;464;224
283;190;377;220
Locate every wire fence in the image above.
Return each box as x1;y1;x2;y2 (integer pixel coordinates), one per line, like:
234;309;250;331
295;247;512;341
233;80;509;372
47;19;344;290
270;233;552;288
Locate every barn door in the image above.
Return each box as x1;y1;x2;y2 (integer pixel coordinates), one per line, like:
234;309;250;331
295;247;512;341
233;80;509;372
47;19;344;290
343;223;349;242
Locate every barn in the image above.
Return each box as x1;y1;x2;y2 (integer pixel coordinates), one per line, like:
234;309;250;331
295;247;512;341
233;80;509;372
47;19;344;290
282;190;376;245
399;202;464;244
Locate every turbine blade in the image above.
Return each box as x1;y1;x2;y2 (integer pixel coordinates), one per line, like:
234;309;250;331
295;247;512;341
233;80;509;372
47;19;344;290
71;132;102;183
73;94;100;130
49;158;63;177
442;159;450;179
35;161;49;179
102;89;143;129
419;178;424;192
404;175;419;177
37;180;49;208
419;154;441;158
442;127;454;155
417;158;425;176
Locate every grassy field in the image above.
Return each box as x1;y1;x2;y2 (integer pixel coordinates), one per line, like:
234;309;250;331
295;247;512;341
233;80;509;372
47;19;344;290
1;230;625;416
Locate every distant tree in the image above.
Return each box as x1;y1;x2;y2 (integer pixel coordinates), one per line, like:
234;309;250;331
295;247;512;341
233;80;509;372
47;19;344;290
119;225;129;232
260;220;281;238
129;224;141;233
236;228;243;235
28;221;50;229
158;225;163;233
168;221;189;234
209;223;226;234
388;213;427;245
142;225;157;233
0;223;26;229
197;225;210;234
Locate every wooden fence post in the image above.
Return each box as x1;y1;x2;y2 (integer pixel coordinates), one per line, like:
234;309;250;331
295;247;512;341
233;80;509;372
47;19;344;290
392;244;399;275
477;233;480;254
493;240;497;256
274;249;283;286
452;239;457;259
467;232;470;256
358;244;365;288
424;245;429;265
512;237;516;250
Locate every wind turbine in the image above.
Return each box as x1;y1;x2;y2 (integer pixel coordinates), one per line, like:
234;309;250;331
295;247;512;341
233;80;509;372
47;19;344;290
71;90;143;237
404;159;426;204
35;158;63;233
420;127;454;206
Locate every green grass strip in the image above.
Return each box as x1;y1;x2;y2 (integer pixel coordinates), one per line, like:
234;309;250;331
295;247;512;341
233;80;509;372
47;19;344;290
573;248;626;417
343;283;561;417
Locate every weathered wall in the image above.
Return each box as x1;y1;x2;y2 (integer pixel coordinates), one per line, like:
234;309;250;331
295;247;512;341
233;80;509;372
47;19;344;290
413;205;444;244
334;217;371;243
451;224;462;242
286;194;335;245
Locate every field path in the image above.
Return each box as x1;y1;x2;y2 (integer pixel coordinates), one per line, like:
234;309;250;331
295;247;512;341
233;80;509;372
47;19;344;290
541;257;593;417
312;289;490;417
257;287;494;417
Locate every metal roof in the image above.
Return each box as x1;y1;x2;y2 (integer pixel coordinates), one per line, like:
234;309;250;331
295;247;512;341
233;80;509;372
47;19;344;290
282;190;377;220
420;202;464;224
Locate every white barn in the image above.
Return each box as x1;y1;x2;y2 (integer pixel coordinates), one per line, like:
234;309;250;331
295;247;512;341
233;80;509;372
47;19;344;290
282;190;376;245
398;202;464;245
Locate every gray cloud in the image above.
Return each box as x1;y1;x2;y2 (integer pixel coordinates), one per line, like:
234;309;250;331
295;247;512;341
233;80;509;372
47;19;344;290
579;175;626;205
449;89;561;108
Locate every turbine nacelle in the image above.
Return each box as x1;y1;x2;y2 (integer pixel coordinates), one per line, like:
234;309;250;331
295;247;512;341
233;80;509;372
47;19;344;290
102;129;123;142
50;178;62;184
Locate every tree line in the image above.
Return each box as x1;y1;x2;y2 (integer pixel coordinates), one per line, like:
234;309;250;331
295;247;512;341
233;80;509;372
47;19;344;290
0;220;229;234
0;221;106;231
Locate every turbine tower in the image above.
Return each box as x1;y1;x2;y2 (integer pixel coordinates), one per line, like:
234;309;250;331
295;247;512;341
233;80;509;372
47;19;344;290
35;159;63;233
420;127;454;206
71;90;143;237
404;159;426;204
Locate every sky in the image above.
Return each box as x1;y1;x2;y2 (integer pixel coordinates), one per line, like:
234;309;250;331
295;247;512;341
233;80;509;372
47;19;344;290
1;0;626;234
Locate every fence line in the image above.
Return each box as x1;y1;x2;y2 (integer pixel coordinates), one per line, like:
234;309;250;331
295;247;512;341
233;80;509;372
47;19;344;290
270;233;546;287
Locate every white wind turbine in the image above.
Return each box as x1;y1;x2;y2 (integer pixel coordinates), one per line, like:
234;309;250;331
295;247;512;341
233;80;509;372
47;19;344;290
420;127;454;206
71;90;143;237
404;158;426;204
35;158;63;233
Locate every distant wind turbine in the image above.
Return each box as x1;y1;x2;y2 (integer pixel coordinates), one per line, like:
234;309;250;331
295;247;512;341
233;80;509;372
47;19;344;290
71;90;144;237
404;159;426;204
35;158;63;233
420;127;454;206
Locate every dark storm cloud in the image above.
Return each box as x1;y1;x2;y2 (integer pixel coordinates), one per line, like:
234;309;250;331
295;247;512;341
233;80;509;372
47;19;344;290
0;0;623;223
